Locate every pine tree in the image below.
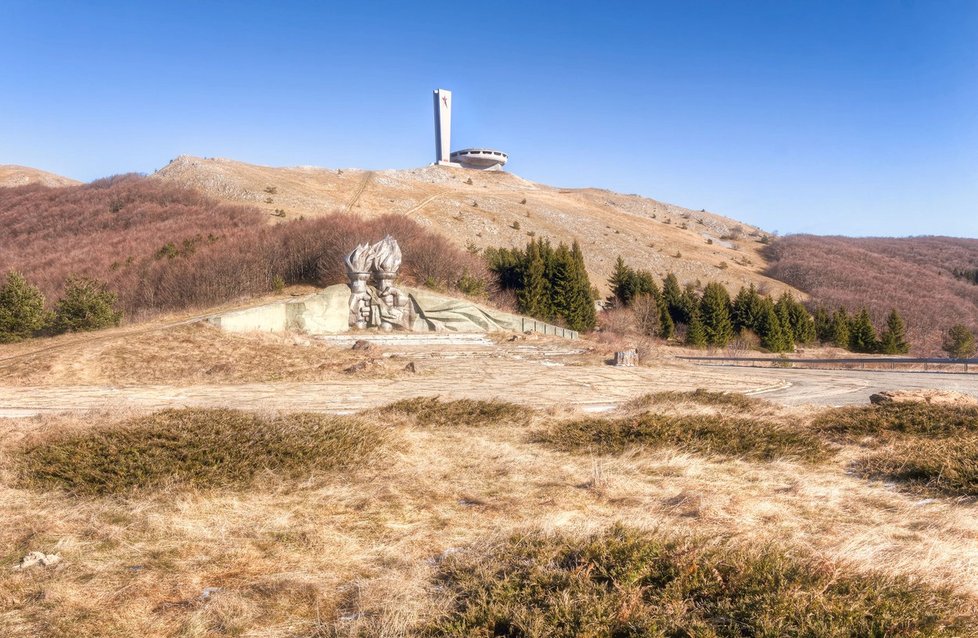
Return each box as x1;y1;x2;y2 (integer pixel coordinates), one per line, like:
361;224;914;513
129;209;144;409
52;276;122;333
657;296;675;339
813;307;832;343
774;293;795;345
830;308;850;349
878;309;910;355
848;308;879;354
563;240;597;332
517;240;549;320
732;284;764;334
685;308;707;348
777;293;816;345
608;256;634;307
700;282;733;348
942;324;977;359
662;273;691;325
757;298;791;352
0;271;48;342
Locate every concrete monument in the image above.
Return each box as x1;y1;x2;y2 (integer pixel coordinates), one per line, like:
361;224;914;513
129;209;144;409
344;236;413;331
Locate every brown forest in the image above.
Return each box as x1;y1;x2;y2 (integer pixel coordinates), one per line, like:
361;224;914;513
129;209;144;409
0;176;488;321
764;235;978;355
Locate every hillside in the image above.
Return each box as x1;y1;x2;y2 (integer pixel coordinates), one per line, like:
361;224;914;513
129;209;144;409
0;164;80;188
765;235;978;355
152;156;801;299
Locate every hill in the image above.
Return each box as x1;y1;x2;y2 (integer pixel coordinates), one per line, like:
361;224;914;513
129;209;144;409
0;164;80;188
0;176;484;321
765;235;978;355
152;156;801;299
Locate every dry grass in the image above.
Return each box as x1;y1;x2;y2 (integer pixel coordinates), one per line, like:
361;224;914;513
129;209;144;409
623;388;766;413
379;397;531;428
3;396;978;636
15;408;388;495
814;403;978;498
538;413;827;463
423;523;977;637
0;322;410;386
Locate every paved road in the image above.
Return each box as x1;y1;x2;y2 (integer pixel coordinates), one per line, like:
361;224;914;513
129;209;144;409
712;365;977;406
1;352;974;417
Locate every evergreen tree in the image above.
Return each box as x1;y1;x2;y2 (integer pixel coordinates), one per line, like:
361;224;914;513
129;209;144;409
562;240;597;332
608;256;634;307
700;282;733;348
813;307;832;343
848;308;879;353
516;240;549;320
662;273;691;325
830;308;851;349
878;309;910;355
732;284;764;334
942;324;977;359
0;271;48;343
685;308;707;348
657;296;675;340
757;298;792;352
774;293;795;345
777;293;816;345
52;277;122;333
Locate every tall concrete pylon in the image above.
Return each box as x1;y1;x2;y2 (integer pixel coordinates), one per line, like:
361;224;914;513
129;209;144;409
433;89;452;165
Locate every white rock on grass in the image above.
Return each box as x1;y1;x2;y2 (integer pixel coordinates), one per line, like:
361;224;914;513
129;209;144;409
15;551;61;570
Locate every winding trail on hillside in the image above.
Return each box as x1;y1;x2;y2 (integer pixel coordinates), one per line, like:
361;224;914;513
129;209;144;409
344;171;374;212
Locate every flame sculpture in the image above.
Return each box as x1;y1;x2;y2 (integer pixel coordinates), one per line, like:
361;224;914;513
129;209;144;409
344;236;411;331
371;235;402;275
344;242;374;275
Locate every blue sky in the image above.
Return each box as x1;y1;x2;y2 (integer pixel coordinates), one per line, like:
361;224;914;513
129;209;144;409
1;1;975;237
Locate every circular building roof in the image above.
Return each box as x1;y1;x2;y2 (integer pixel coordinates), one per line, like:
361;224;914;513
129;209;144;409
450;148;508;169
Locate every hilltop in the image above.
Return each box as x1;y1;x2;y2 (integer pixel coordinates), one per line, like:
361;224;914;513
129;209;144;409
0;164;80;188
152;156;800;299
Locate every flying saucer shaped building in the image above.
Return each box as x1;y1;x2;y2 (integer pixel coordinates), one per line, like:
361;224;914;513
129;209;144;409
432;89;508;170
450;148;508;170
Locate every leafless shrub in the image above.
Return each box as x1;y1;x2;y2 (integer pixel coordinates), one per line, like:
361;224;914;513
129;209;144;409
765;235;978;355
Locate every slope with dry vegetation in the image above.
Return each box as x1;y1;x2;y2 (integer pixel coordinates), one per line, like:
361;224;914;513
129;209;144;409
0;176;485;322
765;234;978;355
151;155;802;300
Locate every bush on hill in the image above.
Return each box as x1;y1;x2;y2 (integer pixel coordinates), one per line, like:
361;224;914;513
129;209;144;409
764;234;978;355
0;176;490;328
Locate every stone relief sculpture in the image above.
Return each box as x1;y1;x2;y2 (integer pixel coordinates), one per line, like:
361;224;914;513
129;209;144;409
344;236;413;331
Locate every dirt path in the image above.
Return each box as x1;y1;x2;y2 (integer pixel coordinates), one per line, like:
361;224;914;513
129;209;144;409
736;366;978;405
0;356;787;417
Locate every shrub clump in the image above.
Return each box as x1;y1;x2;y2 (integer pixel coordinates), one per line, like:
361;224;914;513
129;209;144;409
857;436;978;498
424;524;977;637
813;403;978;440
623;389;763;412
16;408;386;495
0;271;47;342
539;412;826;462
814;403;978;497
380;397;530;428
51;276;122;332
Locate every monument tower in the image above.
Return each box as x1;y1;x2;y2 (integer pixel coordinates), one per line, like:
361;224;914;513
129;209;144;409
433;89;453;165
432;88;508;170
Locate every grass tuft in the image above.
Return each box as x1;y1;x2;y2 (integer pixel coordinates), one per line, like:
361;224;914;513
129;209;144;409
16;408;387;495
379;397;531;428
424;524;977;637
623;388;763;412
539;413;826;462
856;436;978;498
814;403;978;497
813;403;978;440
